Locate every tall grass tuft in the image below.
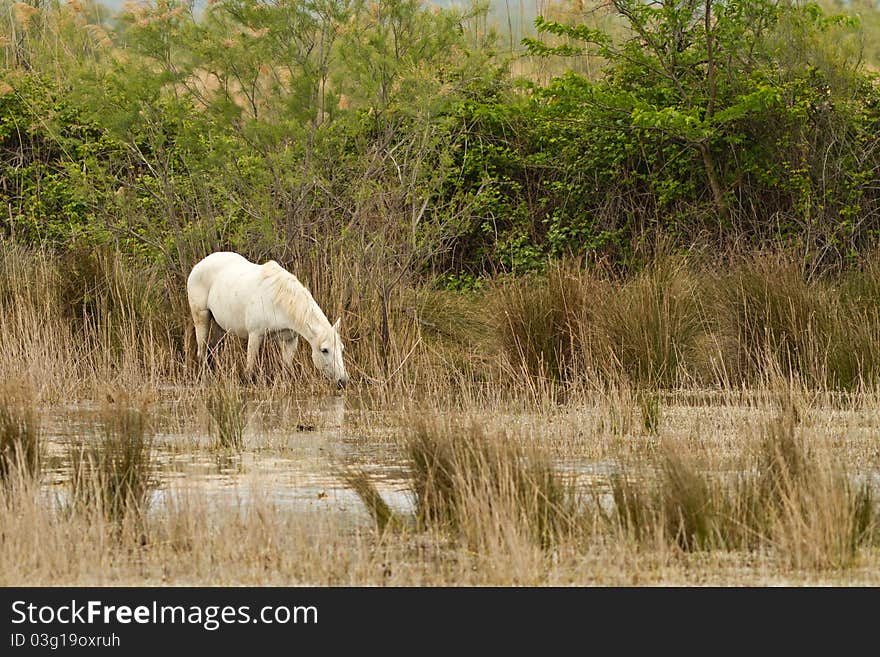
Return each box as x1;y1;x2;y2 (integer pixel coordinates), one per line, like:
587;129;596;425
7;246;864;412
609;449;722;551
337;467;396;532
637;390;661;434
491;259;704;388
745;408;877;568
487;254;880;391
831;254;880;389
68;399;155;526
491;262;595;383
206;380;247;450
607;404;878;567
708;255;880;388
590;260;703;387
713;257;830;386
406;417;576;549
0;390;40;483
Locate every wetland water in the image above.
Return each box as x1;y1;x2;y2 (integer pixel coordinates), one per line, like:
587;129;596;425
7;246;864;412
37;392;880;522
41;395;414;521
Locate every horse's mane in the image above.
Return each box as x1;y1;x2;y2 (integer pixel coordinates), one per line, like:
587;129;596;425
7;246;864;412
260;261;330;333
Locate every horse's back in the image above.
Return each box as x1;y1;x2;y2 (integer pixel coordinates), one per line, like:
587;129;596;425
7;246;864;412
187;252;256;309
187;252;280;337
189;251;251;278
190;250;254;281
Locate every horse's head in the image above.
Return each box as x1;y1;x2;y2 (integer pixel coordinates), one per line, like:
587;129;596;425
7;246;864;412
312;318;349;389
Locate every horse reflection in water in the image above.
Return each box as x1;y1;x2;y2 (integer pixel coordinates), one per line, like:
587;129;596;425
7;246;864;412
187;251;349;389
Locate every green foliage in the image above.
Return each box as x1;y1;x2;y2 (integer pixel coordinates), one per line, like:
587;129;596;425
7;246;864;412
3;0;880;278
444;0;880;269
1;0;498;275
0;74;121;243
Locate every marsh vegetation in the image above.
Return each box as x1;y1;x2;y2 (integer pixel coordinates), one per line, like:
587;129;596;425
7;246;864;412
4;0;880;584
0;250;877;585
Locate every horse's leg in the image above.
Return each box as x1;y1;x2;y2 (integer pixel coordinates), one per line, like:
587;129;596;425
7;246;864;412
246;332;263;381
192;309;212;367
280;334;299;370
205;317;224;371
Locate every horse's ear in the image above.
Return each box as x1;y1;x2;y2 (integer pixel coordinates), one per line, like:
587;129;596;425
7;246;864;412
333;317;341;331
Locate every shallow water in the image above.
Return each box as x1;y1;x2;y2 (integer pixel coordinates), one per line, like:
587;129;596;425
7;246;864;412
36;392;880;523
40;395;414;521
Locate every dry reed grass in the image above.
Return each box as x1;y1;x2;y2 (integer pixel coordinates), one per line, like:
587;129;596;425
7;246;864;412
607;401;878;568
1;397;876;585
206;378;247;450
7;245;880;402
67;396;156;526
0;385;40;484
0;246;878;584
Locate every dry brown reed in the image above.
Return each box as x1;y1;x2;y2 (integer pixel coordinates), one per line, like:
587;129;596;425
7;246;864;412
6;245;880;403
405;416;578;549
68;395;156;526
607;402;878;568
0;385;40;483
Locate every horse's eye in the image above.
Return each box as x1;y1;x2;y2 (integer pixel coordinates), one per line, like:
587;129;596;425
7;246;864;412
321;348;329;354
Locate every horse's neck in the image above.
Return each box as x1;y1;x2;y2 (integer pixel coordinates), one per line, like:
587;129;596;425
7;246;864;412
292;304;323;346
280;280;328;346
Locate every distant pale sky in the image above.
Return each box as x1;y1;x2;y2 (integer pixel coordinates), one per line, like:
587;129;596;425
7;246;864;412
95;0;542;29
95;0;542;47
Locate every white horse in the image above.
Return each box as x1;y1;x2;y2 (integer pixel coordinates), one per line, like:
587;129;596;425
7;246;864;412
187;251;349;388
